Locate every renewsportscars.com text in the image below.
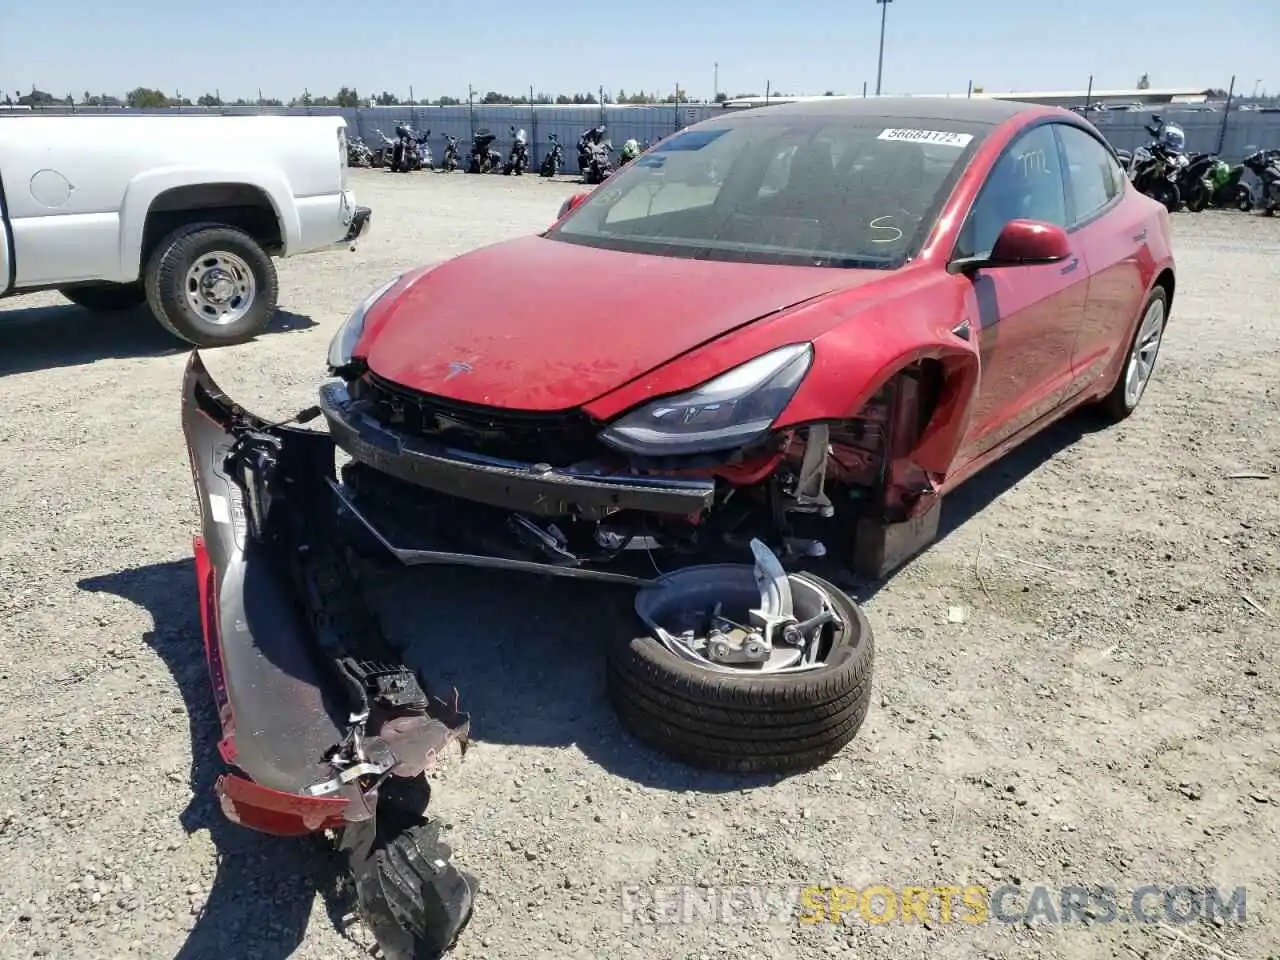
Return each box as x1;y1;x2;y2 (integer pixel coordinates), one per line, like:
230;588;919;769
618;883;1247;926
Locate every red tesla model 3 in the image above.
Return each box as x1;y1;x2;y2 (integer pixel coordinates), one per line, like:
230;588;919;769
320;96;1174;578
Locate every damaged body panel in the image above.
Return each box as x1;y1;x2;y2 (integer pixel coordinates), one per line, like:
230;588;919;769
181;352;475;958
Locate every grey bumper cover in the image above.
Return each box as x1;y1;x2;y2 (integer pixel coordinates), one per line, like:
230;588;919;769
318;381;716;520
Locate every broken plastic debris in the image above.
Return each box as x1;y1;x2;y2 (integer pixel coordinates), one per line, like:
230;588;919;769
947;605;968;624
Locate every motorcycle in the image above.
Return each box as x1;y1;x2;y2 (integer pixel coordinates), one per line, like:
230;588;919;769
1178;153;1254;212
577;124;608;176
346;136;373;168
371;129;396;168
441;134;462;172
503;127;529;176
539;133;564;177
1242;147;1280;215
391;125;432;173
1208;160;1254;210
1126;116;1186;212
618;138;641;166
583;139;614;185
467;129;503;174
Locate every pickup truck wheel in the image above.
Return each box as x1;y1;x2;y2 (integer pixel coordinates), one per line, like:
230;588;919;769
144;224;278;347
59;283;147;312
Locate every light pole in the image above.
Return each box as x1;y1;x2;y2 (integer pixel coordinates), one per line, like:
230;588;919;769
714;62;719;101
875;0;893;96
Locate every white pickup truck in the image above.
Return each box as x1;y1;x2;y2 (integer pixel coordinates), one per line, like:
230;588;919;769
0;114;371;346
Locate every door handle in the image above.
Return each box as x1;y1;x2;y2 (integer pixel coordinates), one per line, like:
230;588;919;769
951;319;971;341
1132;228;1148;242
1059;257;1080;275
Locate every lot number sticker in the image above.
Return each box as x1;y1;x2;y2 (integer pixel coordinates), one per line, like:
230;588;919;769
878;128;974;148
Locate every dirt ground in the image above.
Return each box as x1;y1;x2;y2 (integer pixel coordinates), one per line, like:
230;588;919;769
0;168;1276;960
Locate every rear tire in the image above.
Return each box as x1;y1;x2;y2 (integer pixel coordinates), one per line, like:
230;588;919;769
1149;181;1180;213
605;574;874;773
1234;184;1254;211
1097;286;1168;422
143;223;278;347
59;282;146;312
1184;184;1209;212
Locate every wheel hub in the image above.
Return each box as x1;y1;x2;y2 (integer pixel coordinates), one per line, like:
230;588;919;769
634;538;843;674
185;251;256;326
202;270;236;304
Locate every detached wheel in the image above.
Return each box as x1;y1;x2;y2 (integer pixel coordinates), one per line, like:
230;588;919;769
144;223;278;347
59;282;146;312
1098;286;1167;422
606;572;874;774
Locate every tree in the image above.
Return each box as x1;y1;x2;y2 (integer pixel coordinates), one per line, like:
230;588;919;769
1137;73;1150;90
435;95;461;106
714;92;728;103
125;87;170;108
375;91;400;106
197;93;222;106
17;87;56;106
334;86;360;108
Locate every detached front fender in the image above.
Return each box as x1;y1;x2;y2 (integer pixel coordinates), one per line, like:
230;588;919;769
119;165;298;281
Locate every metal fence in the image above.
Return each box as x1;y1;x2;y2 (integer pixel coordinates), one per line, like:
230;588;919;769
6;101;1280;167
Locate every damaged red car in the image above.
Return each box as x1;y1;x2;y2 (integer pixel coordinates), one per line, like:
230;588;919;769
181;97;1173;956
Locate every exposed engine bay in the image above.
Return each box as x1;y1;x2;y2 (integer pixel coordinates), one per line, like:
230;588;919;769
324;359;944;582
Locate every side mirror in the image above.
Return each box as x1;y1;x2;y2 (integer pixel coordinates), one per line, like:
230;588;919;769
556;191;591;221
952;219;1071;273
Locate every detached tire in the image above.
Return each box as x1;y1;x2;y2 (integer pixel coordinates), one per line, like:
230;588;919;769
144;223;278;347
606;574;874;773
59;282;146;312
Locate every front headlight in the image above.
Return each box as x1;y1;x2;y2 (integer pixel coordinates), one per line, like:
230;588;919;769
327;274;402;370
599;343;813;456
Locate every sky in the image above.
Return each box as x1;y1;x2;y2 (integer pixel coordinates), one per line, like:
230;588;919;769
2;0;1277;103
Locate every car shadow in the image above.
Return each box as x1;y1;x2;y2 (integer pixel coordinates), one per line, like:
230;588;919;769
0;302;316;377
830;409;1107;605
78;562;361;960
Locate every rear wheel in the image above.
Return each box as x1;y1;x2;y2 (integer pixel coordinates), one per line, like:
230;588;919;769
143;223;278;347
1184;183;1209;212
1149;181;1180;213
1234;184;1254;211
59;282;146;312
1098;286;1167;422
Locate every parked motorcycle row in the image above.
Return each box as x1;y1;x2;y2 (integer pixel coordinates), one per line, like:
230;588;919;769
345;123;653;184
1114;116;1280;216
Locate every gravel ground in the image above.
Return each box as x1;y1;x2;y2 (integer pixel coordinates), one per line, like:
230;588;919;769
0;169;1277;960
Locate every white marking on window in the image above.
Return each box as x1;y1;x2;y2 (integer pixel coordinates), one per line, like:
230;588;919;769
868;216;904;243
877;128;973;148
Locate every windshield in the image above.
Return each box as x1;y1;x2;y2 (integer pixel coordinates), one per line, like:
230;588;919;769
547;115;988;268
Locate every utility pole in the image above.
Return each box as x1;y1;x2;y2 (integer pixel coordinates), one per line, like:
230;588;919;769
714;62;719;101
875;0;893;96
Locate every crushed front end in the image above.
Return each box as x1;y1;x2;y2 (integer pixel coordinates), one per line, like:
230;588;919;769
319;356;944;582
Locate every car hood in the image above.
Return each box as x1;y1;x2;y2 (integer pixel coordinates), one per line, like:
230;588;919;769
360;235;880;411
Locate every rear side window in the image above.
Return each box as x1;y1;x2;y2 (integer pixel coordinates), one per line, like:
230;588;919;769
1056;124;1122;224
955;124;1067;260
